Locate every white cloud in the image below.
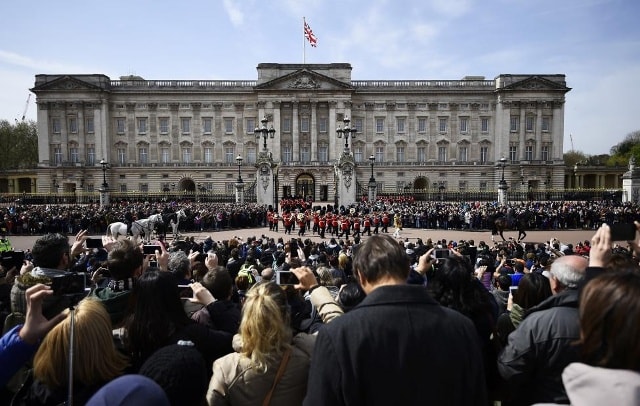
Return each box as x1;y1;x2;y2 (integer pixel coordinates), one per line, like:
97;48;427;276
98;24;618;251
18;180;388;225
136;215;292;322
222;0;244;26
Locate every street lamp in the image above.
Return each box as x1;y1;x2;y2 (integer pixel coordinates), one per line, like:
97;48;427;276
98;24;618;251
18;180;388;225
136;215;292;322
368;154;375;182
336;116;357;151
254;116;276;150
100;159;109;189
236;155;243;183
499;156;507;185
368;154;377;202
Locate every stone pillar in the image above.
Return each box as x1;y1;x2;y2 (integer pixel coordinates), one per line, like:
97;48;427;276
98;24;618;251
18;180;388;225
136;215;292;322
256;151;276;207
235;182;245;204
99;187;110;208
336;154;356;207
622;156;640;203
498;181;509;206
368;179;377;202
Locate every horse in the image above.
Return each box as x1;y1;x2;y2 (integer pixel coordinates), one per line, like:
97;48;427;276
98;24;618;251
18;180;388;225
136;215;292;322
106;213;164;243
493;208;530;243
158;208;188;240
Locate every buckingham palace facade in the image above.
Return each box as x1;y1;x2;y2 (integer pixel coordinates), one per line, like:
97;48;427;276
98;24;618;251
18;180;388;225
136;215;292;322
31;63;570;203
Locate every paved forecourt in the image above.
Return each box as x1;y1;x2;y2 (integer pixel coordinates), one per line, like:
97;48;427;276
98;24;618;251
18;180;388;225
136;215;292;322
6;226;598;253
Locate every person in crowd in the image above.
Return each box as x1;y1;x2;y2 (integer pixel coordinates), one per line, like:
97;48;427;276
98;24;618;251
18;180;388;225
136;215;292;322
10;231;88;325
426;254;501;400
86;375;170;406
305;234;487;405
90;239;144;327
168;250;192;286
13;298;129;405
191;266;241;334
205;282;314;405
140;343;209;406
336;281;366;312
498;254;588;405
495;272;552;347
123;270;233;372
551;271;640;405
491;274;512;315
0;284;66;388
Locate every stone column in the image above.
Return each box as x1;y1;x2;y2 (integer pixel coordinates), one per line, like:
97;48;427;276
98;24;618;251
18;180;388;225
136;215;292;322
622;156;640;203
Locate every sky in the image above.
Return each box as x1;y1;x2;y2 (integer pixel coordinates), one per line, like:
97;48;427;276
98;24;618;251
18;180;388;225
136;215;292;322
1;0;638;156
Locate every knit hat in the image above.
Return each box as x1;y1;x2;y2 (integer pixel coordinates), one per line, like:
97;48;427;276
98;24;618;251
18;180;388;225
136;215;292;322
139;343;208;406
87;375;170;406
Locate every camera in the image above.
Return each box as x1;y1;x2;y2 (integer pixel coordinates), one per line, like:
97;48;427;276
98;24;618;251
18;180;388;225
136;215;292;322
50;273;87;296
143;244;160;255
276;271;299;286
177;284;193;298
434;249;449;259
86;238;103;249
609;223;636;242
0;251;25;269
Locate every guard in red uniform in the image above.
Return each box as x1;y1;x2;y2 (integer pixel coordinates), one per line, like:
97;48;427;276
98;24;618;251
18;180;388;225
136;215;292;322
363;216;371;236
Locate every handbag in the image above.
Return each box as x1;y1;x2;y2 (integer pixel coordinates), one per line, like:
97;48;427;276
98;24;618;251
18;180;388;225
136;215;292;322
262;348;292;406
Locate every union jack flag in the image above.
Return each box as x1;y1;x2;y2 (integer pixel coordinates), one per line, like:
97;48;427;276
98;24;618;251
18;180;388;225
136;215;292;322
304;20;317;47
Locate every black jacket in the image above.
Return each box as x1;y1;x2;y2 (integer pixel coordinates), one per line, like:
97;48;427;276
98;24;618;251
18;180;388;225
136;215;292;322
304;284;487;406
497;289;581;405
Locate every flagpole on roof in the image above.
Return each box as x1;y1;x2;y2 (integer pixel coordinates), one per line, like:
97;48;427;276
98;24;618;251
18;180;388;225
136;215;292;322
303;17;306;64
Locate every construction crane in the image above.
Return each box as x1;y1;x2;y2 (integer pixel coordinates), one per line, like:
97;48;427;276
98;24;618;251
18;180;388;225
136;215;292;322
18;94;31;122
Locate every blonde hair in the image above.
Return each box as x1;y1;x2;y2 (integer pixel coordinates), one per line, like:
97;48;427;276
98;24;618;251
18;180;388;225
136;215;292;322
33;298;129;388
239;282;292;373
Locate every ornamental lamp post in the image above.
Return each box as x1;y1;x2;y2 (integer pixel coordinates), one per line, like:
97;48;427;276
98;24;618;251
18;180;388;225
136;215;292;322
497;156;508;206
255;116;276;151
235;154;244;204
368;154;377;202
99;159;110;208
336;116;357;151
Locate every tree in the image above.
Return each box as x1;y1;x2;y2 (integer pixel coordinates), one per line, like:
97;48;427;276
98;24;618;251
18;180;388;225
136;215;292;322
608;130;640;166
0;120;38;170
563;150;589;167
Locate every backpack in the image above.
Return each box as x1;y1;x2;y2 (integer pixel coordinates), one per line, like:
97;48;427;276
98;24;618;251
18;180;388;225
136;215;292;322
238;264;256;285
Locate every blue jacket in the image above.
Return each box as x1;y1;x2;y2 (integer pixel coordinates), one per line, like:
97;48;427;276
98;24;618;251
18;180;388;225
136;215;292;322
0;324;39;387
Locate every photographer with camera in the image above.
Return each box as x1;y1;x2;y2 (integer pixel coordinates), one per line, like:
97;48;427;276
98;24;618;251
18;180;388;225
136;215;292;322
0;284;66;388
10;233;89;327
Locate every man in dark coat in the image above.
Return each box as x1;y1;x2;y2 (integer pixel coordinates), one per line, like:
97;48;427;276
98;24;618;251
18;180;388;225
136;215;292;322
304;234;487;406
498;254;587;405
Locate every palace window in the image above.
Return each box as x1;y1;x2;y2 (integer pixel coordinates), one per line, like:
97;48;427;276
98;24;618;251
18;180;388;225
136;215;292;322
481;118;489;133
139;147;148;164
204;147;213;163
480;146;488;163
52;118;61;134
418;117;427;133
159;118;169;134
509;146;517;163
459;117;468;133
203;118;212;134
86;145;95;165
116;118;125;134
439;118;448;133
417;146;426;162
181;117;191;134
510;116;519;132
86;118;94;133
438;146;447;162
138;118;147;134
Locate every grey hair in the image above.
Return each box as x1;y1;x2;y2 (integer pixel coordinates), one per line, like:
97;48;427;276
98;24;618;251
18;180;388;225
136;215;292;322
550;255;587;289
168;250;191;277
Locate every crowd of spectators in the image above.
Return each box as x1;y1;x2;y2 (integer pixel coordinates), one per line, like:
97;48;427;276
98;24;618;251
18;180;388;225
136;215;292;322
1;201;640;404
0;198;639;238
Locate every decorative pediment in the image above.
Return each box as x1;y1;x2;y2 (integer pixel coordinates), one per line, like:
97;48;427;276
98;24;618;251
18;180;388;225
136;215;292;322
255;69;353;91
31;75;105;92
501;76;570;92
